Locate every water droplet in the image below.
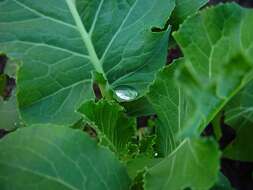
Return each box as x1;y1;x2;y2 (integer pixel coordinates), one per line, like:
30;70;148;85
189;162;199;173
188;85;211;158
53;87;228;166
115;86;138;102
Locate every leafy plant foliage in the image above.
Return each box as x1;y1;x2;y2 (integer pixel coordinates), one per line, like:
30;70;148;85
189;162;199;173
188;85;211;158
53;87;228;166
224;80;253;161
0;126;131;189
0;1;253;190
78;100;136;157
0;0;175;125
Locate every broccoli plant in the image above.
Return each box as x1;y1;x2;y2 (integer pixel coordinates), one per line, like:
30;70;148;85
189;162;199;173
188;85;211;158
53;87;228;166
0;0;253;190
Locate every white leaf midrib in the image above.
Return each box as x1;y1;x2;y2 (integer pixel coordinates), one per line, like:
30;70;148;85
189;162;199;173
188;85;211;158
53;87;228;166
66;0;103;74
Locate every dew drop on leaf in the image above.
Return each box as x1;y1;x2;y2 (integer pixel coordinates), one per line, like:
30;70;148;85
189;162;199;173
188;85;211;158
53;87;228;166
114;86;138;102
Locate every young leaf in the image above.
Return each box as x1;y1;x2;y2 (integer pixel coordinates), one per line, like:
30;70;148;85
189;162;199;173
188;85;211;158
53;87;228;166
0;126;131;189
0;0;175;125
139;135;157;157
144;138;220;190
173;3;253;136
78;100;135;156
224;80;253;161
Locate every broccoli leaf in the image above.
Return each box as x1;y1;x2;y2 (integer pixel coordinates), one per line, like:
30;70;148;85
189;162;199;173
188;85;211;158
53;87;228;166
144;3;253;190
0;0;175;125
147;63;191;156
147;4;253;155
78;100;135;157
173;3;253;136
144;138;220;190
0;126;131;189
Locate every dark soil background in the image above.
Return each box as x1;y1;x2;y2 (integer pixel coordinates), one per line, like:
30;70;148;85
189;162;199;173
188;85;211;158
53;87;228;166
0;0;253;189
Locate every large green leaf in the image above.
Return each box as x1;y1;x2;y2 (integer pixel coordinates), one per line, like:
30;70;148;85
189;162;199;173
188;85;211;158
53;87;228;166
173;3;253;136
144;3;252;189
0;0;175;125
0;126;131;190
144;138;220;190
171;0;208;27
146;66;214;190
78;100;135;156
147;4;253;156
224;80;253;161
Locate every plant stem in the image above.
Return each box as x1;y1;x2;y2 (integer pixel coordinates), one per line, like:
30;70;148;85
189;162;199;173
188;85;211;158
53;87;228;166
98;83;113;100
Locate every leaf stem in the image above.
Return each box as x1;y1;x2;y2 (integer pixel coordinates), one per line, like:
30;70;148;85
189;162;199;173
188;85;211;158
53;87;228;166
98;83;113;100
66;0;104;74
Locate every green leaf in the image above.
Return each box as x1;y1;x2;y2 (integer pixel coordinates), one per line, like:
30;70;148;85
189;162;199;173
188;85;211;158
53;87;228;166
171;0;208;27
173;3;253;136
0;126;131;190
147;3;253;155
211;172;234;190
143;4;252;189
78;100;135;156
144;138;220;190
0;0;175;125
147;63;191;156
139;135;156;157
122;97;155;117
224;80;253;161
126;156;161;180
